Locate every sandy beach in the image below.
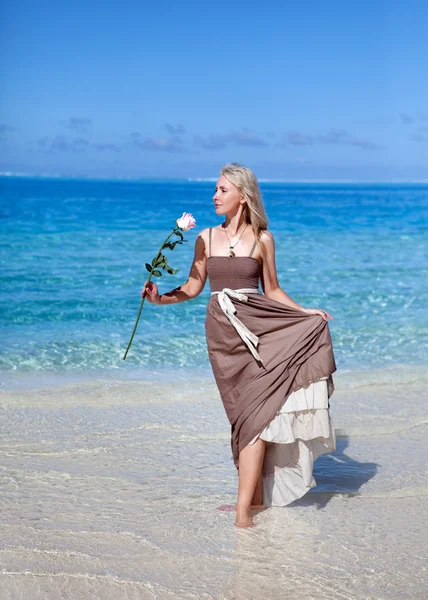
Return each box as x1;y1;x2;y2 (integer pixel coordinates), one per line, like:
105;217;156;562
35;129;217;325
1;366;427;599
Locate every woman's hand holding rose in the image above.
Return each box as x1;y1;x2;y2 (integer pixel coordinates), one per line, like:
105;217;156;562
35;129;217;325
142;281;161;304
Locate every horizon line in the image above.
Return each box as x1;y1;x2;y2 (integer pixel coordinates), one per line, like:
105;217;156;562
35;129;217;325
1;172;428;185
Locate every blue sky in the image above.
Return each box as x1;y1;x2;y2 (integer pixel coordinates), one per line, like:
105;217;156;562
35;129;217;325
1;0;427;180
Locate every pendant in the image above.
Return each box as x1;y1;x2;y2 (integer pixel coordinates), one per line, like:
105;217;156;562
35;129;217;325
229;247;235;258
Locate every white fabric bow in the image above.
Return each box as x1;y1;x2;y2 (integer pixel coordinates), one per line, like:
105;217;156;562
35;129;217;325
211;287;264;365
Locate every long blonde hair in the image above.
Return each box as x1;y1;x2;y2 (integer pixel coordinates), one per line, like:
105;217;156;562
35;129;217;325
220;162;269;258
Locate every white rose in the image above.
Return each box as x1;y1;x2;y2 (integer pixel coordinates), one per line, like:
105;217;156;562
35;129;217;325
176;212;196;232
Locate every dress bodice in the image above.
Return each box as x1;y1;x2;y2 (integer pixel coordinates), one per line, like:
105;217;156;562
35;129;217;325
206;256;262;293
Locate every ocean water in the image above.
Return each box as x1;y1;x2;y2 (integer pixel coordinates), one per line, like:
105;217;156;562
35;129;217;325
0;177;427;377
1;177;428;599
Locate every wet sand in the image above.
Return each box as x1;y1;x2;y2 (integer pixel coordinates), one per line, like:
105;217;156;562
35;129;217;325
1;366;427;599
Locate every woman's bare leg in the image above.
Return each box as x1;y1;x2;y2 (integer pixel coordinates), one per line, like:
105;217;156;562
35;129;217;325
251;469;264;507
235;438;266;527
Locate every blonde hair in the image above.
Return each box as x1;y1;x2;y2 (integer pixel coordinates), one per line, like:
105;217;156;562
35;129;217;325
220;162;269;258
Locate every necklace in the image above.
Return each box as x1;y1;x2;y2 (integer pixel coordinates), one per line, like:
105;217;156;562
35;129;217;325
224;222;248;257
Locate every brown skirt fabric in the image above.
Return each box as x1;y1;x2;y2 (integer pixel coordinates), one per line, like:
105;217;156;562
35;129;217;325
205;292;336;468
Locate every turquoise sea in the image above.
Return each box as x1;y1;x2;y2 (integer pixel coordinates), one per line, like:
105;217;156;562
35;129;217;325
0;177;427;378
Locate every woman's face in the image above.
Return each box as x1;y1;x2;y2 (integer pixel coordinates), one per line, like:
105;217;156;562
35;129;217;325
213;175;244;215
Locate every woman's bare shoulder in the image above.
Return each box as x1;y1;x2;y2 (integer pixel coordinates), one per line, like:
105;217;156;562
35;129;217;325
259;229;275;245
195;228;214;258
198;225;223;241
197;227;211;243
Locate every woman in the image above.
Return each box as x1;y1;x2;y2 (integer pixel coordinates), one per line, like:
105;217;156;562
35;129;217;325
143;162;337;528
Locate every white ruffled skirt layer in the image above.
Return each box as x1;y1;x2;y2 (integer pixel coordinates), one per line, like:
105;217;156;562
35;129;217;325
249;376;336;506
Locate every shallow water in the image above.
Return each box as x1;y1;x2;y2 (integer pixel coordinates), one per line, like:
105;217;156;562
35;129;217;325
1;366;427;599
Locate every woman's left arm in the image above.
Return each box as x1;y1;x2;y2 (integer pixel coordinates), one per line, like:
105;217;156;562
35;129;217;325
260;231;333;322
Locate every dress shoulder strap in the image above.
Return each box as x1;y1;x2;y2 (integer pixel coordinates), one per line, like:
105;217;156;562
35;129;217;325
208;227;212;258
248;238;257;258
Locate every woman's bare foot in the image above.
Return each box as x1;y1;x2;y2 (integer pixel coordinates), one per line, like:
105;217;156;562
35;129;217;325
235;503;254;528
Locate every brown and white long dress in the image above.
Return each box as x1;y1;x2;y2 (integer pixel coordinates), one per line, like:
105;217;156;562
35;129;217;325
205;228;337;506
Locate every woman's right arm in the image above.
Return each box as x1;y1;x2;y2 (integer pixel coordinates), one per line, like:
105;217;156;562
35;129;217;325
142;229;209;305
